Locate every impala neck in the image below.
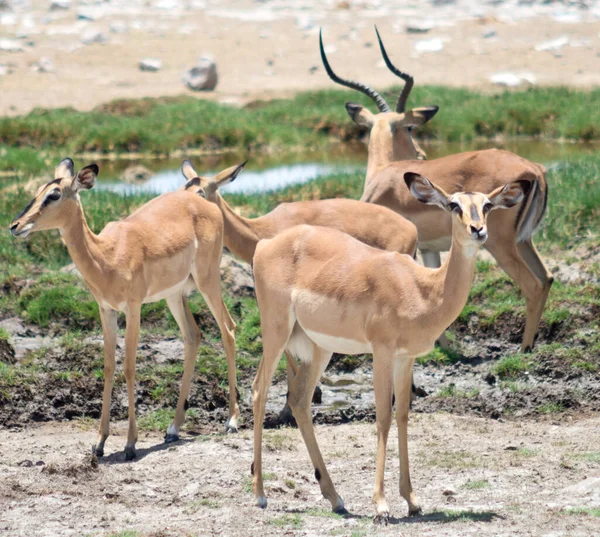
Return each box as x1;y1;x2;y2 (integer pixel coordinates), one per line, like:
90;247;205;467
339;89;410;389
365;124;394;185
59;200;108;288
427;225;479;334
213;192;265;264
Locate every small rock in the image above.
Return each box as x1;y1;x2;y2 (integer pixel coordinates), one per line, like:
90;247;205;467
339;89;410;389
414;38;444;53
0;12;16;25
183;56;218;91
154;0;182;9
121;165;153;183
296;15;313;31
139;58;161;72
0;38;24;52
505;445;518;451
535;36;568;52
80;28;106;45
442;488;456;496
50;0;71;10
489;71;536;87
32;57;54;73
323;44;337;54
308;65;318;74
406;19;435;33
77;7;101;21
0;64;8;76
18;460;34;467
109;20;128;34
482;27;496;39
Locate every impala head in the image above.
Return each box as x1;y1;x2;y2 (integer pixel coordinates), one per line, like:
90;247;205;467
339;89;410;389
180;160;247;201
404;172;530;246
320;27;438;160
10;158;98;238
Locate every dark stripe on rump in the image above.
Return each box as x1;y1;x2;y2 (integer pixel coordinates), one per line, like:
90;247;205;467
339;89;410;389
514;180;534;231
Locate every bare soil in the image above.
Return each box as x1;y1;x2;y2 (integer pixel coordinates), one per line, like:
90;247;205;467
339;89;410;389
1;1;599;116
1;415;600;536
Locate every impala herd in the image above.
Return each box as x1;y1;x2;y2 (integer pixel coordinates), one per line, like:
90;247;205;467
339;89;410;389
9;29;552;522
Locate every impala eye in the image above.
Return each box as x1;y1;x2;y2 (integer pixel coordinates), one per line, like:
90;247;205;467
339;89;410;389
449;202;462;215
41;189;61;209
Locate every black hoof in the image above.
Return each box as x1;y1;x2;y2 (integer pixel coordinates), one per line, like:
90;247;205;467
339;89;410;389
124;446;137;461
92;445;104;458
225;424;238;434
409;506;423;517
164;433;180;444
333;506;349;516
312;385;323;405
373;514;389;525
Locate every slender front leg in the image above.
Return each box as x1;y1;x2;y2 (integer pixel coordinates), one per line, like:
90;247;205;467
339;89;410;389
93;306;118;457
164;294;202;442
393;355;421;516
123;305;141;461
287;347;345;513
371;349;395;523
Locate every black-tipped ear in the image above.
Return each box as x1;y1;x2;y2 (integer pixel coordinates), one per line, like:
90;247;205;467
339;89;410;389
184;177;201;190
345;102;363;120
488;180;529;209
55;157;75;180
419;105;439;123
72;164;98;192
229;160;247;183
404;171;450;209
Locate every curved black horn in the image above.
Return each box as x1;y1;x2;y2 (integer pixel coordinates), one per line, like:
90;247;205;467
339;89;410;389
375;26;414;113
319;29;390;113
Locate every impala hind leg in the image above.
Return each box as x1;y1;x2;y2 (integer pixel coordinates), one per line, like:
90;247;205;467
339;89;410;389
123;305;141;461
194;272;239;433
252;317;295;508
394;356;421;516
93;307;117;457
287;343;345;513
486;239;549;352
164;294;202;443
371;349;395;523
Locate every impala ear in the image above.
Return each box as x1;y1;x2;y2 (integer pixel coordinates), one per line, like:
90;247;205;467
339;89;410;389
404;172;450;209
399;106;439;128
181;160;199;182
71;164;98;193
345;102;375;128
55;157;75;180
488;180;530;209
212;161;247;187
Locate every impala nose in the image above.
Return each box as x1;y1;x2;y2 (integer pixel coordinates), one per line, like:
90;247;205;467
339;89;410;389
9;222;19;235
470;225;488;242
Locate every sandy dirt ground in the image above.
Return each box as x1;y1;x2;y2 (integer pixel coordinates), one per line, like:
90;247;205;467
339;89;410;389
0;0;599;116
1;414;600;536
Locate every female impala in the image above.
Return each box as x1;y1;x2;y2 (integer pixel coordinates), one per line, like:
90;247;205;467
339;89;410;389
250;173;528;520
322;28;553;353
10;159;239;460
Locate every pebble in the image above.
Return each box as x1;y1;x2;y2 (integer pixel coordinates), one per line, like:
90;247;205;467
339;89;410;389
489;71;536;87
183;56;218;91
406;19;435;33
0;38;24;52
80;28;106;45
50;0;71;10
109;20;128;34
414;38;444;53
535;36;568;52
139;58;161;72
32;57;55;73
482;27;496;39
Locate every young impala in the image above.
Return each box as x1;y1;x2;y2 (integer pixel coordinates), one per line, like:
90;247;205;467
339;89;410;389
323;28;553;352
10;159;239;460
180;160;420;416
250;173;528;521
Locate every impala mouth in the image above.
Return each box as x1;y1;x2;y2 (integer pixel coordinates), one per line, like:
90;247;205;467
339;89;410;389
471;231;488;244
10;222;33;238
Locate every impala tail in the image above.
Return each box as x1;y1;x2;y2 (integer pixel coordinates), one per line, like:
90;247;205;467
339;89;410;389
515;163;548;243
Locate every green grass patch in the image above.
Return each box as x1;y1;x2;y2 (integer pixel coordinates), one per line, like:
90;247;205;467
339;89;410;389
564;507;600;517
305;508;345;519
492;355;530;380
436;384;480;398
461;479;491;490
536;402;565;414
137;408;174;432
416;346;462;366
268;514;303;529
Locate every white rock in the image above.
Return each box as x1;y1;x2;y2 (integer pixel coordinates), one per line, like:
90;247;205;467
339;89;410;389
489;71;536;87
50;0;71;10
414;38;444;53
535;36;568;52
296;15;313;31
154;0;182;9
109;20;127;34
0;64;8;76
77;7;104;21
0;12;16;25
32;57;55;73
552;11;582;24
183;56;218;91
323;43;337;54
80;28;106;45
139;58;161;72
0;38;24;52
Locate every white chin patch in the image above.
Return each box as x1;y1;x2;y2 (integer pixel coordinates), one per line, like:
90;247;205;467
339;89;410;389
16;223;34;237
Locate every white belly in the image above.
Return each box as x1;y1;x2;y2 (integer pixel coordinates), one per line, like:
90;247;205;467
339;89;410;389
143;277;190;304
303;328;373;355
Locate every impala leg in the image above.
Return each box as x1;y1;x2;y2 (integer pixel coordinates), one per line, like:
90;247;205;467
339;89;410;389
93;307;117;458
252;319;294;508
277;350;299;425
394;356;421;516
371;350;394;523
196;274;239;433
486;240;548;352
123;305;141;461
287;347;346;513
420;249;450;349
164;294;202;443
